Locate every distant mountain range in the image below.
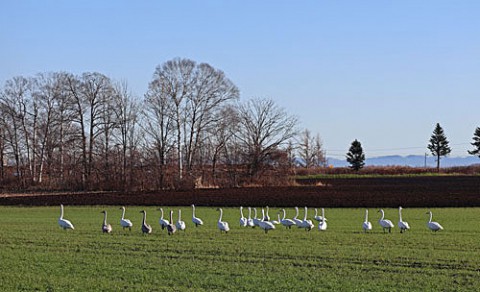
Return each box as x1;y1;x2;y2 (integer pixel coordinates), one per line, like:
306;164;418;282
327;155;480;168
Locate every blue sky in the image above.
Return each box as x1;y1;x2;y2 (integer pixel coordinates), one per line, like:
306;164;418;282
1;1;479;159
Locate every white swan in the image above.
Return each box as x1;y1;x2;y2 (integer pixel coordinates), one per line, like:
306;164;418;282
252;208;261;227
119;206;133;231
318;208;327;231
258;208;275;233
293;207;304;227
398;206;410;233
101;210;112;233
58;204;74;230
176;209;186;231
166;210;177;235
191;204;204;227
217;208;230;233
271;213;281;225
239;206;247;227
280;209;295;229
247;207;254;227
426;210;444;232
301;206;314;231
378;209;394;233
158;208;170;230
362;209;372;233
314;208;327;222
140;210;152;234
263;206;271;221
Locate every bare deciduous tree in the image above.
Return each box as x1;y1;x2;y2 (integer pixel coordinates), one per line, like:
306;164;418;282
235;98;298;178
298;129;327;168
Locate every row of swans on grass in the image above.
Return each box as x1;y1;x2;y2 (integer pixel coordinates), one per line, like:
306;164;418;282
239;206;327;232
363;207;444;233
59;205;443;234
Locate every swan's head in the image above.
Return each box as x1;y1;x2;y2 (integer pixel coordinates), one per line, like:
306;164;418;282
101;210;106;214
140;210;146;213
119;206;125;210
191;204;195;207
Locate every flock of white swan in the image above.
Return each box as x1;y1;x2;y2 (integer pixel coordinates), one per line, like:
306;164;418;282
58;204;444;234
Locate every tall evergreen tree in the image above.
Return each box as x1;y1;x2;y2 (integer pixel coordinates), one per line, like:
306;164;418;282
427;123;451;171
468;127;480;158
346;139;365;171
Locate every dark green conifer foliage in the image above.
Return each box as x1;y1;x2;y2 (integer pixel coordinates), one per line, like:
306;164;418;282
427;123;451;171
346;139;365;171
468;127;480;158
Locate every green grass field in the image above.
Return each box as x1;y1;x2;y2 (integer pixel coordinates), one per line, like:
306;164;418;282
0;206;479;291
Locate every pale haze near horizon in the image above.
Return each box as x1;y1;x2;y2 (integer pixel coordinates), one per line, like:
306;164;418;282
1;1;479;160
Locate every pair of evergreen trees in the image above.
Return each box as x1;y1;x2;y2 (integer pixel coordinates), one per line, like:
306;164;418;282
346;123;480;171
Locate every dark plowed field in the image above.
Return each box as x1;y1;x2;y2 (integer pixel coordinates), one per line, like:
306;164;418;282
1;176;479;207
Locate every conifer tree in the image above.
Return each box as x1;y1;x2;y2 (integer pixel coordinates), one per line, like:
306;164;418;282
427;123;451;171
468;127;480;158
346;139;365;171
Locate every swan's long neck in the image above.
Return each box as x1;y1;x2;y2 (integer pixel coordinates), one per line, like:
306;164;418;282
379;209;385;220
248;207;251;220
121;207;125;220
282;209;286;220
321;208;325;223
399;208;403;222
429;211;433;223
142;211;147;225
103;211;108;225
315;208;318;217
60;205;64;219
240;206;244;218
160;208;164;219
266;206;269;217
219;209;223;222
303;207;308;221
294;207;299;219
262;209;266;221
278;213;281;222
192;205;196;218
254;208;257;219
178;209;182;221
365;210;369;222
169;210;173;223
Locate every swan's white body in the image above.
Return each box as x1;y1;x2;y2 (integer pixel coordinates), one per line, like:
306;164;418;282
217;208;230;233
318;208;327;231
191;204;204;227
314;208;327;222
378;209;394;233
167;210;177;235
301;206;314;231
58;204;74;230
140;210;152;234
159;208;170;230
280;209;296;229
398;206;410;233
239;206;247;227
293;207;304;227
176;209;186;231
253;208;261;227
362;209;372;232
247;207;254;227
120;206;133;231
427;211;444;232
101;210;112;233
258;209;275;233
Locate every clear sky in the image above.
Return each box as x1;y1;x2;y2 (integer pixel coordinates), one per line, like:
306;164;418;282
1;1;479;159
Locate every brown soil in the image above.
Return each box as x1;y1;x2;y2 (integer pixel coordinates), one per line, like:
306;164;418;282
1;176;479;207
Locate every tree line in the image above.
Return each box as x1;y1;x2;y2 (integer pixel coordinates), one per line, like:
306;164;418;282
0;58;327;191
346;123;480;171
